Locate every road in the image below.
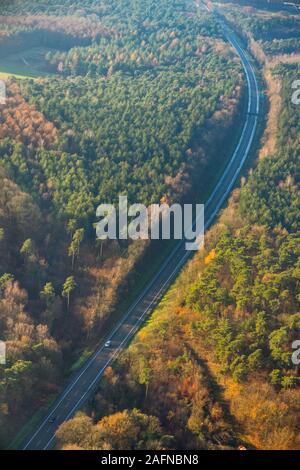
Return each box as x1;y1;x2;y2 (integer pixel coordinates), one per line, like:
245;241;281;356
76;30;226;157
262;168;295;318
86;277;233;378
22;10;260;451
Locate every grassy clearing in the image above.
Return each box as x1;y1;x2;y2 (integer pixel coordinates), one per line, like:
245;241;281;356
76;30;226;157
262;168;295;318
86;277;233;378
0;46;57;79
0;70;36;79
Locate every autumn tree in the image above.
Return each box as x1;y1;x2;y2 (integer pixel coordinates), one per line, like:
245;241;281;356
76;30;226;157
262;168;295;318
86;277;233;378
62;276;76;310
68;228;84;269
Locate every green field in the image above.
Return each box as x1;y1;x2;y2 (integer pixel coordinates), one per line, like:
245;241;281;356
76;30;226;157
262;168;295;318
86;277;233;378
0;47;57;79
0;71;36;79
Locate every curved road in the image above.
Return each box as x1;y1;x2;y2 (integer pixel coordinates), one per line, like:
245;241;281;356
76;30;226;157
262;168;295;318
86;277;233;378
22;11;260;451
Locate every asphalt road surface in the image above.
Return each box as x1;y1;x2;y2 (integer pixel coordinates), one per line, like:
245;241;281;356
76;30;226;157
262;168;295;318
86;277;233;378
22;13;260;451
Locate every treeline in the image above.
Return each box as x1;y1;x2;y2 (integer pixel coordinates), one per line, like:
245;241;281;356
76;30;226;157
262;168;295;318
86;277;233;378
251;16;300;41
219;2;300;58
0;15;112;58
0;15;111;40
44;11;220;76
226;9;300;41
0;0;114;16
218;0;300;7
262;38;300;56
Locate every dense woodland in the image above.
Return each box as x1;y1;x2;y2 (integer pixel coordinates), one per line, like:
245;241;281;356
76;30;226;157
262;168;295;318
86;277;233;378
0;15;110;39
219;3;300;56
0;15;112;58
0;0;244;447
56;2;300;451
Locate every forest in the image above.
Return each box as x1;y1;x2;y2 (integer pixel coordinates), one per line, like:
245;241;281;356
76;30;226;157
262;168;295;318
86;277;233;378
0;0;244;447
55;3;300;451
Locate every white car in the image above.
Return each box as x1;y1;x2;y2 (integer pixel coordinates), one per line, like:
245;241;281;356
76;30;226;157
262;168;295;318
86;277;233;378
105;340;112;348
